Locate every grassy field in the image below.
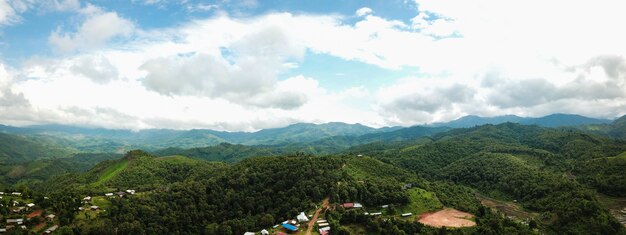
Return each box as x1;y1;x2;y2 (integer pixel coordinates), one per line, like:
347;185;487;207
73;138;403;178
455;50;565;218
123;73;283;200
92;160;128;186
397;188;443;215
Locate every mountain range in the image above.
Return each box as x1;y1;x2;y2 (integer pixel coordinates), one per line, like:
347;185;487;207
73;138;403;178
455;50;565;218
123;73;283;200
0;113;620;153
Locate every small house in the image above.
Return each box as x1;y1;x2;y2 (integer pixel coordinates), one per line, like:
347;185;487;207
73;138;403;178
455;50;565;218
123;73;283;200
46;214;55;221
317;223;329;227
370;212;382;216
12;207;24;213
319;226;331;235
402;184;412;190
381;205;389;208
401;213;412;217
342;203;354;208
357;154;363;157
116;192;126;197
243;232;255;235
44;225;58;234
0;192;3;195
261;229;269;235
317;219;327;223
0;228;6;232
11;192;21;196
6;219;23;224
126;189;136;195
272;224;279;228
26;203;35;208
353;202;363;208
83;196;92;202
90;206;99;211
105;193;114;197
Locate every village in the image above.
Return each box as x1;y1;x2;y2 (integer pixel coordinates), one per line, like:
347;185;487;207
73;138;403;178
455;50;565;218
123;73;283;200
0;189;136;234
242;197;475;235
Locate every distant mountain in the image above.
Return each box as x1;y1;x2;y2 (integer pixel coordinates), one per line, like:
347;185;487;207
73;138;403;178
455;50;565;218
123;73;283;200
0;122;397;152
0;132;74;163
430;115;524;128
431;113;611;128
579;114;626;139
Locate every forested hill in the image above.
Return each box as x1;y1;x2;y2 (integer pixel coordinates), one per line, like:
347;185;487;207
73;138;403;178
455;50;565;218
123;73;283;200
581;114;626;139
348;123;626;234
37;153;537;234
41;150;227;193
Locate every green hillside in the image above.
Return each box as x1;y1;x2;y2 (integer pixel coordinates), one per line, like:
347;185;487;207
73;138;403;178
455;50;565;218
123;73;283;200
349;123;625;234
44;150;228;193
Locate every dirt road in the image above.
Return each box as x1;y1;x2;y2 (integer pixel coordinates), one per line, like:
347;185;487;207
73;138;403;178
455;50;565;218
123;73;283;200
305;198;329;235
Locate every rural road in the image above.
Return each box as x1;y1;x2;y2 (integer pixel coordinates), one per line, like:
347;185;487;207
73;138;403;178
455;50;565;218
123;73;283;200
305;198;329;235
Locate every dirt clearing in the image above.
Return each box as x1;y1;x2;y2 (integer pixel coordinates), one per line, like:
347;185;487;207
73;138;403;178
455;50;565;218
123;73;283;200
418;208;476;228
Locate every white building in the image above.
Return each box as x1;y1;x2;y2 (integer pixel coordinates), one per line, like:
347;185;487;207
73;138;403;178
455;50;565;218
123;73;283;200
297;212;309;222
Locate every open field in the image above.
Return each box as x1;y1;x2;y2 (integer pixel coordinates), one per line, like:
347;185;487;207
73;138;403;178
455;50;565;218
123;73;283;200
418;208;475;228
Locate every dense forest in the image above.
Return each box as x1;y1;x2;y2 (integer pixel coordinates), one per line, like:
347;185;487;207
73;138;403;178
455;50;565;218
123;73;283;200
0;118;624;234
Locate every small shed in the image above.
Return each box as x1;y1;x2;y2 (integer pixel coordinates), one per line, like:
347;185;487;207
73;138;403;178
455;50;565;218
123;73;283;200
90;206;100;211
261;229;269;235
370;212;382;216
105;193;114;197
46;214;55;221
26;203;35;208
401;213;413;217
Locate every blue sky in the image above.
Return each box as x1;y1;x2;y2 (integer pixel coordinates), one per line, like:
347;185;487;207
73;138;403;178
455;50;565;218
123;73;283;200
0;0;625;131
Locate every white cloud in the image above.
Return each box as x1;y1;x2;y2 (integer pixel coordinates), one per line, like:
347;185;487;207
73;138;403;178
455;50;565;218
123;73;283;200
48;4;134;53
355;7;373;17
0;0;32;26
4;1;626;130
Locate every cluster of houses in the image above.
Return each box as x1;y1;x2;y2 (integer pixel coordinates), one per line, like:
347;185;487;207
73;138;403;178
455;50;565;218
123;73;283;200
316;219;330;235
0;191;59;234
103;189;135;198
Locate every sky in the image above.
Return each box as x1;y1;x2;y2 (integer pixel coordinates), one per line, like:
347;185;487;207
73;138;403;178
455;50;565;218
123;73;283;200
0;0;625;131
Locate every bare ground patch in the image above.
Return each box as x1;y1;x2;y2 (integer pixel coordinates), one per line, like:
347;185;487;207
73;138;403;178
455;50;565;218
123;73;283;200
418;208;476;228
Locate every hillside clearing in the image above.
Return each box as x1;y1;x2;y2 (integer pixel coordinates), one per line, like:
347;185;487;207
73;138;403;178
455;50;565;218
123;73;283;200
93;160;129;186
418;208;476;228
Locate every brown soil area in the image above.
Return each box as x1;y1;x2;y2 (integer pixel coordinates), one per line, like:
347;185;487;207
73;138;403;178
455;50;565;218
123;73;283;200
418;208;476;228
